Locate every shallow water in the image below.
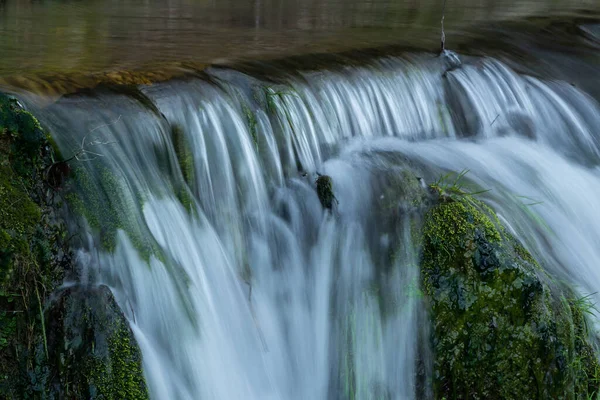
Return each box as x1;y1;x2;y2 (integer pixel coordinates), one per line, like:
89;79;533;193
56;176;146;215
1;0;599;78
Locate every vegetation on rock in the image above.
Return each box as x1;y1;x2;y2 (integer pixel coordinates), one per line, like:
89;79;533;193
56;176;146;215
170;124;196;213
0;93;148;399
45;286;148;400
3;88;600;400
316;174;336;210
0;93;67;397
420;180;600;400
65;164;151;256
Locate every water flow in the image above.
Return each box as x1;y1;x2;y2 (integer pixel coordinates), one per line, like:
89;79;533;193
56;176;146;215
38;51;600;399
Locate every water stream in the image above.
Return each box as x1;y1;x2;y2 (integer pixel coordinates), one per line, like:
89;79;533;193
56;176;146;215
2;0;599;77
30;39;600;399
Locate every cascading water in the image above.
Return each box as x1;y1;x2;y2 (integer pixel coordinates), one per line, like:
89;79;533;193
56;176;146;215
32;46;600;399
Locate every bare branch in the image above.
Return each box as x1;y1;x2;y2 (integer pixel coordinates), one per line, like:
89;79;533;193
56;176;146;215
79;150;105;158
441;0;448;52
89;140;117;147
490;114;500;126
88;115;122;135
80;115;122;150
60;115;122;165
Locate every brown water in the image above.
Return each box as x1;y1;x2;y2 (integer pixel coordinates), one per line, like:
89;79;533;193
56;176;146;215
1;0;599;79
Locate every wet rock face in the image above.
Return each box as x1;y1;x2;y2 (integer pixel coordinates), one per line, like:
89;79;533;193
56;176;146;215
0;93;148;399
376;169;431;218
420;191;600;400
45;285;148;400
0;93;70;398
316;175;336;210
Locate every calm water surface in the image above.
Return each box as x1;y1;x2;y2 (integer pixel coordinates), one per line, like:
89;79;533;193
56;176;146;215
0;0;599;78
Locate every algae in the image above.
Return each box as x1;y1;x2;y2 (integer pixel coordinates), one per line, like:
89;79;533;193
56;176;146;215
242;103;259;150
65;164;157;261
0;93;67;398
171;123;195;187
170;124;197;214
0;93;149;399
316;174;336;210
45;286;149;400
420;184;600;400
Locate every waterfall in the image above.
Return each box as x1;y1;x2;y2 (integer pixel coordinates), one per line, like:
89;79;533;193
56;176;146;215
35;50;600;399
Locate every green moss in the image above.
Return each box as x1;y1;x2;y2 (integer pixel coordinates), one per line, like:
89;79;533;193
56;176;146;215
0;295;17;350
107;326;148;399
0;93;70;398
0;166;42;272
514;241;539;266
316;175;336;210
0;96;42;146
568;295;600;396
0;95;45;283
242;103;259;150
176;187;195;214
41;286;149;399
169;124;198;214
88;310;148;399
45;132;64;162
171;124;194;187
0;95;45;356
66;165;156;261
0;93;149;398
421;191;600;399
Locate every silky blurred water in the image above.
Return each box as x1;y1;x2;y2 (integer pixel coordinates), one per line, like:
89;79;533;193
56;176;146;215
1;0;599;77
26;37;600;399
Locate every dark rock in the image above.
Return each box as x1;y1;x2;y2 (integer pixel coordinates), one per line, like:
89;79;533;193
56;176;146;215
0;93;148;399
420;187;600;400
44;285;149;400
316;174;336;210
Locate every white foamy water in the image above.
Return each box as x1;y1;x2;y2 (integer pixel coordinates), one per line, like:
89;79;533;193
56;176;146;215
35;52;600;399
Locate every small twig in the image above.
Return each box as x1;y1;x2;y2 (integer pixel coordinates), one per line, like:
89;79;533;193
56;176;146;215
58;115;122;165
490;114;500;126
34;278;49;362
8;198;22;208
441;0;448;52
79;116;121;156
74;150;105;161
86;115;122;137
88;140;117;147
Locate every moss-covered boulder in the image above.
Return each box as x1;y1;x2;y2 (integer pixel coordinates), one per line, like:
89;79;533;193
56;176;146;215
44;285;149;400
421;187;600;399
0;95;46;282
0;93;68;398
376;169;429;218
0;93;149;399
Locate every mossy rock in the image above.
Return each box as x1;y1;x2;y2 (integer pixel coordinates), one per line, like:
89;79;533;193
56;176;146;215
0;93;75;399
368;167;433;271
170;124;196;213
0;95;46;282
43;285;149;400
0;92;149;399
171;124;194;187
65;164;159;260
0;164;42;281
421;188;600;399
377;169;430;218
316;175;336;210
0;94;44;155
